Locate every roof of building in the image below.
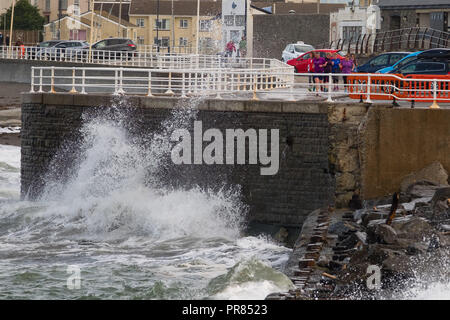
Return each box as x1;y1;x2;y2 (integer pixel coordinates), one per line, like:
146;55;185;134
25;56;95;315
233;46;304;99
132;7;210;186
129;0;222;16
375;0;450;9
91;10;137;27
45;11;136;28
251;2;345;15
94;3;130;22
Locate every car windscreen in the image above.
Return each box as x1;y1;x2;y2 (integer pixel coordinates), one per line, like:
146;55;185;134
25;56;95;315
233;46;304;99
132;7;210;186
396;56;417;68
294;45;314;53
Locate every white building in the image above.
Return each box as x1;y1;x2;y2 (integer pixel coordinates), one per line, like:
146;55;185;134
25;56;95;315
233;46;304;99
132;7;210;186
221;0;246;48
330;3;381;42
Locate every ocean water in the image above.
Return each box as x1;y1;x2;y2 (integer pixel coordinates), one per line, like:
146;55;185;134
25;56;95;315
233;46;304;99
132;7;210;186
0;99;294;300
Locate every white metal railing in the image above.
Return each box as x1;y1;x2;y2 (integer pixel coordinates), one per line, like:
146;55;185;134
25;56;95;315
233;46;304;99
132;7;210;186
0;45;282;71
30;66;293;98
29;67;449;107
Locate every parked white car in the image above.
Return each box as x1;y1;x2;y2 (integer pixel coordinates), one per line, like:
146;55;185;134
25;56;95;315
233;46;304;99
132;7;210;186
281;42;315;62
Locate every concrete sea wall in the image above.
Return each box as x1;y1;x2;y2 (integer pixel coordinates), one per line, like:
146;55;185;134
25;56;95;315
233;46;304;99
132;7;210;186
20;93;450;227
21;94;336;227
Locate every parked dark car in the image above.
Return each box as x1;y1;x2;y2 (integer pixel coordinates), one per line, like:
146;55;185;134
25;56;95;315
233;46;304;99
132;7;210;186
389;48;450;76
72;38;137;60
355;52;410;73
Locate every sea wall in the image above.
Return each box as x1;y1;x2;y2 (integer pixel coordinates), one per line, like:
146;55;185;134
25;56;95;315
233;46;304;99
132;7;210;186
21;94;336;227
20;93;450;227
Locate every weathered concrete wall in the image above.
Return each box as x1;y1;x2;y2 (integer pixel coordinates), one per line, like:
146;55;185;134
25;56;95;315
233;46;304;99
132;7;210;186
252;14;330;59
21;93;336;227
328;104;370;207
360;107;450;200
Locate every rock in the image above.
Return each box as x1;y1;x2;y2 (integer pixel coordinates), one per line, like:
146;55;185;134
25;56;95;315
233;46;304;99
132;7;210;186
349;193;363;210
353;209;365;222
335;192;354;208
431;187;450;212
400;162;449;193
336;148;359;173
339;233;359;249
317;256;330;268
375;224;398;244
391;216;434;241
405;243;428;255
328;221;357;236
355;231;367;245
273;227;289;244
405;180;443;198
362;210;389;227
336;172;356;191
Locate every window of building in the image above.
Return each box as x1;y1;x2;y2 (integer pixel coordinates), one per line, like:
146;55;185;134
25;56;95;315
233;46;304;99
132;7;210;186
45;0;50;11
235;15;245;27
154;37;170;47
137;37;145;45
136;18;145;27
179;37;188;46
199;37;213;48
200;20;211;32
342;26;362;40
224;15;234;26
155;19;170;30
180;19;188;28
60;0;68;10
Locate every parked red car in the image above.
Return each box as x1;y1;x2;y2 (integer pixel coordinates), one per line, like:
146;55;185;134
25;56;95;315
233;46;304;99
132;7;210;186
287;49;345;73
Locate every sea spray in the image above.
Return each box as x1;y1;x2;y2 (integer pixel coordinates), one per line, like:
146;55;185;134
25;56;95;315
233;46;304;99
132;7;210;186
33;96;246;240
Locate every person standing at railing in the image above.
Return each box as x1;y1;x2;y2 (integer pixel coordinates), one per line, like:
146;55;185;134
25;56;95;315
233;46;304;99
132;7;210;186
15;40;25;59
0;33;3;46
350;53;358;71
225;41;236;58
307;54;315;92
341;53;356;92
331;52;341;91
239;36;246;58
312;51;326;94
323;52;333;92
5;35;9;47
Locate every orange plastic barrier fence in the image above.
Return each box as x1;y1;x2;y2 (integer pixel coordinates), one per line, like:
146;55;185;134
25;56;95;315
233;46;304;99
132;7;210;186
348;74;450;103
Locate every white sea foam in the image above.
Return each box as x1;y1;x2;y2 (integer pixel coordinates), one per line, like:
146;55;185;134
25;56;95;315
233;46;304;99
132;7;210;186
0;144;20;200
0;127;20;134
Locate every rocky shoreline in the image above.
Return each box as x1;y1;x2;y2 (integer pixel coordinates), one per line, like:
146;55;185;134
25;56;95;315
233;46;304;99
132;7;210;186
268;164;450;300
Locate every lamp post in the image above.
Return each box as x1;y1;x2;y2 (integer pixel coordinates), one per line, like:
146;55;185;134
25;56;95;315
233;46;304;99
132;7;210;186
9;0;15;52
196;0;199;55
156;0;160;52
118;0;122;37
58;0;62;40
88;0;95;62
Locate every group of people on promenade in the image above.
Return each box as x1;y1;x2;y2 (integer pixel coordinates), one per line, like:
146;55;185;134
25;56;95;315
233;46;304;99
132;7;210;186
309;52;357;93
225;36;247;58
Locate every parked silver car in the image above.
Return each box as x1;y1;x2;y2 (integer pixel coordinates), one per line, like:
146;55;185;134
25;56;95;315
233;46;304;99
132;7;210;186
281;42;315;62
36;40;89;60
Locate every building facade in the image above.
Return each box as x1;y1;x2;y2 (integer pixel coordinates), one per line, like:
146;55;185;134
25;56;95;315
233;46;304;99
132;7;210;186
375;0;450;33
33;0;89;23
330;2;381;42
129;0;222;53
